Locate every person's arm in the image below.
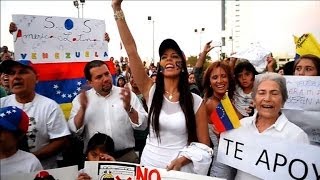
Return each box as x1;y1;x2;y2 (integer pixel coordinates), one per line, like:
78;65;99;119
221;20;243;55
166;156;191;171
195;41;214;69
34;103;71;160
194;41;214;92
120;84;148;129
228;57;237;75
266;56;276;72
72;91;88;130
120;84;139;125
195;102;211;146
33;136;68;160
112;0;153;101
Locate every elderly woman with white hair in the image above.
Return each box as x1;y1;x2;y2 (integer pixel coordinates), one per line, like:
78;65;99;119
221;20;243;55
235;72;309;180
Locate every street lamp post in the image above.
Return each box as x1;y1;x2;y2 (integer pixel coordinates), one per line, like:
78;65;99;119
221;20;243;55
79;0;85;18
229;28;234;53
148;16;155;64
73;0;79;18
194;28;205;53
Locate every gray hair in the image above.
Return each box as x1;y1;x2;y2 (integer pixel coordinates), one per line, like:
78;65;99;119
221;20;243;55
252;72;288;104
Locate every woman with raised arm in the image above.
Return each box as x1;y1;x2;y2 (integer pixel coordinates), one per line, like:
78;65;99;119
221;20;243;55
111;0;212;174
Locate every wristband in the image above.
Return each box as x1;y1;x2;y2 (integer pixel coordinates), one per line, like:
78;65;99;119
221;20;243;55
114;9;125;21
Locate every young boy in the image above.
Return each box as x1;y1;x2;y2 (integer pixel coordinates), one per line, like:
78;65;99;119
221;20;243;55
78;132;115;180
0;106;43;178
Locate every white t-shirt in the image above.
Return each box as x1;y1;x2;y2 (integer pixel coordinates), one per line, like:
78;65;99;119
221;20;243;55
140;84;203;169
0;94;71;169
68;86;148;152
0;150;43;179
235;112;309;180
233;85;252;117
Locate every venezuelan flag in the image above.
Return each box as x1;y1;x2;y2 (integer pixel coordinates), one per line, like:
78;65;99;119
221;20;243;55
210;95;241;133
294;33;320;59
34;61;115;120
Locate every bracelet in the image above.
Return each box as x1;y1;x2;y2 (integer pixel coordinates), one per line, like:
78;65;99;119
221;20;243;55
114;9;125;21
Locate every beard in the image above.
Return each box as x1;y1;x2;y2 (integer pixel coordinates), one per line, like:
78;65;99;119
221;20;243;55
100;84;112;95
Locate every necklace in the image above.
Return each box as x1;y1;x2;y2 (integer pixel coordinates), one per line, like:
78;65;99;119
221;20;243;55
165;91;177;100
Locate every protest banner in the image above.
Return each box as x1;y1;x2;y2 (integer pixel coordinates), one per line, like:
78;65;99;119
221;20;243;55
2;165;78;180
84;161;223;180
217;129;320;180
230;43;271;73
12;14;114;119
283;76;320;145
12;14;108;62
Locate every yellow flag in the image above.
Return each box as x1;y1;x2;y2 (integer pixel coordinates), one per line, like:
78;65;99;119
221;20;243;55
294;33;320;57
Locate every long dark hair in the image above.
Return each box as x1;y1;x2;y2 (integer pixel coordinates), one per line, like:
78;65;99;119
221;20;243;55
148;55;198;144
85;132;115;157
203;61;235;100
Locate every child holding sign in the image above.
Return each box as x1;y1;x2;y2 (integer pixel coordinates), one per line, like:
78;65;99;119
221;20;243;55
77;132;115;180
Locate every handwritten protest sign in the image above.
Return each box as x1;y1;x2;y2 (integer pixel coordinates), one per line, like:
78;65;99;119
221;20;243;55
231;43;271;73
283;76;320;145
84;161;223;180
217;130;320;180
284;76;320;111
12;14;108;62
3;165;78;180
11;14;112;119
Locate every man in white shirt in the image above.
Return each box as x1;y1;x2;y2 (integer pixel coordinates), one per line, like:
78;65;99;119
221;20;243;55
0;60;70;169
68;60;148;163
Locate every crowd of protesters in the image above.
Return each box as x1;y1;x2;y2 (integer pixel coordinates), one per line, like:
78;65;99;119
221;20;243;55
1;0;320;179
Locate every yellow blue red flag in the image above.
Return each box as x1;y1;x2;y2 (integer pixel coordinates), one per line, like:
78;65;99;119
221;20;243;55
210;94;241;133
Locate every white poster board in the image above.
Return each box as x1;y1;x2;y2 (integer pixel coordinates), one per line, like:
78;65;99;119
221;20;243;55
12;14;108;63
3;165;78;180
231;43;271;73
84;161;224;180
217;130;320;180
283;76;320;145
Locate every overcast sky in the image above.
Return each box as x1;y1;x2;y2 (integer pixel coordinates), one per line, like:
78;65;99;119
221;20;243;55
1;1;320;62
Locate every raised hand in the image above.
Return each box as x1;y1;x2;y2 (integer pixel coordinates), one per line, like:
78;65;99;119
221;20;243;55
104;32;110;42
9;22;17;34
266;55;276;72
120;83;131;111
79;85;90;110
203;40;214;54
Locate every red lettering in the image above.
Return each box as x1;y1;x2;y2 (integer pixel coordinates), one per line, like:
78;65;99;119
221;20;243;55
136;167;148;180
136;167;161;180
148;169;161;180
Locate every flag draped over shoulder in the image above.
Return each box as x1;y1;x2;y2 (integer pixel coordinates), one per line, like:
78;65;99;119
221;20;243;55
210;95;241;133
294;33;320;59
